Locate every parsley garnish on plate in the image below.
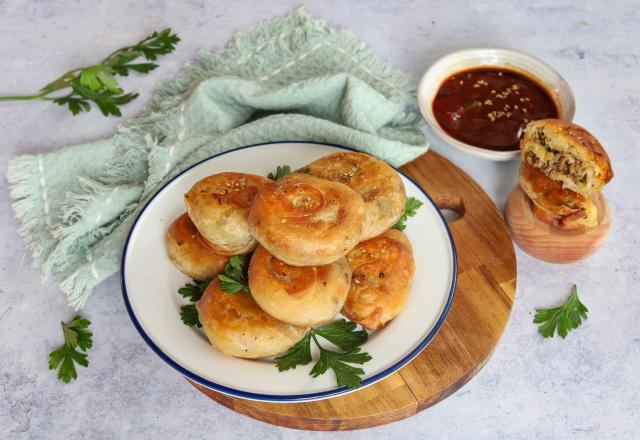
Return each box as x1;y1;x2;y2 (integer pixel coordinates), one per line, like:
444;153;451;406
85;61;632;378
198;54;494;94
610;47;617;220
267;165;291;180
177;256;250;327
218;255;250;294
534;285;589;339
180;304;202;328
392;197;423;231
178;278;211;327
275;319;372;389
0;29;179;116
48;315;93;383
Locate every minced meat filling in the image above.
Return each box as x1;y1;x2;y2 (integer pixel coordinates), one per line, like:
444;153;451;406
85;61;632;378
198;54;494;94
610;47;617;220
526;151;587;184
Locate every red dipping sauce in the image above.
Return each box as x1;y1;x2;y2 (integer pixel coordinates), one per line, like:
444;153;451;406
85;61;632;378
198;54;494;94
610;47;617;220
432;68;559;151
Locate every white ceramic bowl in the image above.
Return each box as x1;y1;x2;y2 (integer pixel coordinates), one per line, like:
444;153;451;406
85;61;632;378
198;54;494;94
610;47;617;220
417;48;575;161
121;142;457;402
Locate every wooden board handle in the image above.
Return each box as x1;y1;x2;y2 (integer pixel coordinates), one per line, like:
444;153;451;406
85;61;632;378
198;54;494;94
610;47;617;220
433;194;465;223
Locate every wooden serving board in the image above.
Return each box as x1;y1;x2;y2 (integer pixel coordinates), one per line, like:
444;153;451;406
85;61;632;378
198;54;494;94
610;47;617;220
189;150;517;430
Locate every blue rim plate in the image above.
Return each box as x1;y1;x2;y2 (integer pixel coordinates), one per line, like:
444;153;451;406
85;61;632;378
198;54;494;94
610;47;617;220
121;141;457;402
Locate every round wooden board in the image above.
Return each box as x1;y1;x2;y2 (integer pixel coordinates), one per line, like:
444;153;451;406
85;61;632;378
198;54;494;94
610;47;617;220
189;150;517;430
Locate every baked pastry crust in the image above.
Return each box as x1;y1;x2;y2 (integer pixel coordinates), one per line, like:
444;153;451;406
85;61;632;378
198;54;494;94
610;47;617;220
529;203;595;230
248;245;351;327
519;163;597;229
184;172;270;255
165;213;229;280
342;229;415;330
196;279;308;359
248;173;366;266
300;152;406;240
520;119;613;195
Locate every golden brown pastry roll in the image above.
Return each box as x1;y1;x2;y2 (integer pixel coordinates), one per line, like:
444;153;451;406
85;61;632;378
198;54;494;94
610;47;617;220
184;172;270;255
520;163;597;229
248;245;351;327
520;119;613;195
530;204;594;230
248;173;366;266
196;279;308;359
300;152;406;240
342;229;415;330
165;213;229;280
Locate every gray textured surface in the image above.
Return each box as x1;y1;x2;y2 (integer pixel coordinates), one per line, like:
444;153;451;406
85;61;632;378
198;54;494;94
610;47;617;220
1;1;639;438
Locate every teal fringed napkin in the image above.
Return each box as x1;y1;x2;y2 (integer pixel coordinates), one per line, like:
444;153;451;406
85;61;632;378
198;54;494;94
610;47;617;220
7;8;428;308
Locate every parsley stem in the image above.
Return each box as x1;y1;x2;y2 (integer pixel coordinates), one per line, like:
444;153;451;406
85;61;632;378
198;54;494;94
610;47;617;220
0;28;178;117
0;94;47;101
102;47;136;64
311;332;323;351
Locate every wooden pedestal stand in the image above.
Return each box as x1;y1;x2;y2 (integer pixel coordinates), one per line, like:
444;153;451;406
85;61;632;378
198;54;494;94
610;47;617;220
504;185;611;263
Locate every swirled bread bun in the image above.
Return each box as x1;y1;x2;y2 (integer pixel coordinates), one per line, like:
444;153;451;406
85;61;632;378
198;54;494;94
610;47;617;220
184;172;270;255
248;245;351;327
165;213;229;280
342;229;415;330
521;119;613;195
520;163;597;229
248;173;366;266
196;279;308;359
300;152;406;240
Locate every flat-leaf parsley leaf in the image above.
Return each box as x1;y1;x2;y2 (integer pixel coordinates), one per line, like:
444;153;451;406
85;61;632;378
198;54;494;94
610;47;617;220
392;197;423;231
177;256;250;327
310;345;371;389
177;278;211;327
273;332;312;372
218;255;249;294
48;315;93;383
534;284;588;339
313;319;368;351
275;319;372;389
180;304;202;328
268;165;291;180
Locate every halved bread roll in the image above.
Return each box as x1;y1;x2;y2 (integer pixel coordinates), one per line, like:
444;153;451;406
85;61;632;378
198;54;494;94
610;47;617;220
165;213;229;280
519;163;597;229
520;119;613;195
248;173;366;266
300;152;406;240
184;172;271;255
248;245;351;327
196;279;308;359
342;229;415;330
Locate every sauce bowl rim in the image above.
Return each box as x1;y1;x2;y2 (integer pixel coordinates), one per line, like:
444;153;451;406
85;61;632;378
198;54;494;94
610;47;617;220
417;47;576;161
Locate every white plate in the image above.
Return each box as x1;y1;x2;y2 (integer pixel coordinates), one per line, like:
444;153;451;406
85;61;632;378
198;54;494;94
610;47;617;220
121;142;457;402
417;48;575;161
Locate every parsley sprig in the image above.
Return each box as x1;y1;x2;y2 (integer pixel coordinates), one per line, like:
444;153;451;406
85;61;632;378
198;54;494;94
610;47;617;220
534;285;589;338
48;315;93;383
0;29;179;116
178;278;211;327
177;256;250;327
275;319;372;389
217;255;249;294
268;165;291;180
392;197;423;231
